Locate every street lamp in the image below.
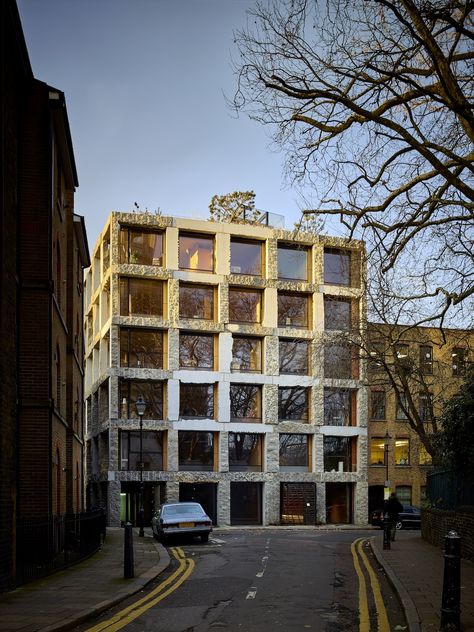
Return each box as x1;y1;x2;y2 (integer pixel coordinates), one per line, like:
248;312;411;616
384;430;391;496
135;396;147;537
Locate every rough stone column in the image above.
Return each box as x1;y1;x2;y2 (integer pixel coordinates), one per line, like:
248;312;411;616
109;426;119;471
107;479;122;526
167;329;179;372
265;477;280;525
167;429;179;471
314;432;324;474
265;336;279;376
263;384;278;426
220;431;229;472
266;431;279;473
218;479;231;526
316;481;326;524
166;481;180;504
219;283;229;324
354;480;368;525
168;278;179;327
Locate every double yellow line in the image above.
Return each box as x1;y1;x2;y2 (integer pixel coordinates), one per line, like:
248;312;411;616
86;547;194;632
351;538;390;632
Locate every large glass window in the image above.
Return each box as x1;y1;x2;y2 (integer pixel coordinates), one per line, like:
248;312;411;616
278;244;309;281
179;383;214;418
120;278;163;317
396;393;408;420
452;347;467;376
179;283;215;320
278;387;309;421
368;343;385;372
230;239;263;276
324;436;353;472
278;292;310;328
120;227;163;265
119;431;163;471
370;390;386;421
179;333;215;370
370;438;386;466
229;288;262;323
228;433;263;471
279;434;309;471
323;388;355;426
179;233;214;272
119;380;164;420
231;336;262;373
395;438;410;465
324;343;354;379
419;345;433;374
178;431;214;471
419;393;432;422
396;485;412;505
323;248;351;285
279;339;310;375
120;328;163;369
324;297;353;330
230;384;262;422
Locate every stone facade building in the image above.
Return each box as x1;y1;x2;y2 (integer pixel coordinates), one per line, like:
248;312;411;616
85;212;368;527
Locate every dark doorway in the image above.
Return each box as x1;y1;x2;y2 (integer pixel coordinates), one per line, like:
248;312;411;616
120;482;164;526
326;482;353;524
179;483;218;525
280;483;316;525
368;485;384;519
230;482;262;525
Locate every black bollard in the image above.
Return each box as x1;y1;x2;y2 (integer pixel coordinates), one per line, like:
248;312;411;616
124;522;134;579
383;515;391;550
440;530;461;631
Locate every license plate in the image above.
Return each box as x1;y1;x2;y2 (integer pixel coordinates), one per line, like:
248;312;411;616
179;522;194;528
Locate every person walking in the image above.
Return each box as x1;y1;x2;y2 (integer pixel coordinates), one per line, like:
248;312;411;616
383;492;403;541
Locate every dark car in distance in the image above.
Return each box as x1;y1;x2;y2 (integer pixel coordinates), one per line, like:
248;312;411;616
371;504;421;530
152;502;213;543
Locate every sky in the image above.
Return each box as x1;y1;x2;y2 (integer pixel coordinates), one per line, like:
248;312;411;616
16;0;341;250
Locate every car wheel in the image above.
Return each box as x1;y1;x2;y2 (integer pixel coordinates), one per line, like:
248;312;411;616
396;520;403;530
201;533;209;543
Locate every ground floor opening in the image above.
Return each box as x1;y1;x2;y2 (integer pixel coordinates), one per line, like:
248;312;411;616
280;482;317;525
230;482;262;525
325;482;354;524
179;483;218;525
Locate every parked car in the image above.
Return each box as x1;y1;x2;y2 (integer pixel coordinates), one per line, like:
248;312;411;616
370;505;421;530
152;502;213;543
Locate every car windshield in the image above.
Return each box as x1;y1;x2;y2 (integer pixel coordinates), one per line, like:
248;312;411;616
163;504;202;517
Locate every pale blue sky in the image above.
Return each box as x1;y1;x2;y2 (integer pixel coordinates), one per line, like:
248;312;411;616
17;0;332;249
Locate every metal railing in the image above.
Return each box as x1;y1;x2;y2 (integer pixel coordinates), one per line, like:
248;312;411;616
426;468;474;510
16;509;106;586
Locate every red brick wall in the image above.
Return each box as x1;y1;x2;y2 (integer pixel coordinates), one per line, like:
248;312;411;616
422;507;474;561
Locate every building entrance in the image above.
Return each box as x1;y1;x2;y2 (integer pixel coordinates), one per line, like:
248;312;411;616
179;483;218;525
280;483;316;525
230;482;262;525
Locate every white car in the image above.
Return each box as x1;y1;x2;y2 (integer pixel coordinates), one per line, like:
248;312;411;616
152;502;213;543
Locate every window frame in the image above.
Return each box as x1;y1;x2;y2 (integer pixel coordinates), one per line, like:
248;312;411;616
230;383;262;422
230;238;264;277
179;283;215;321
120;277;164;317
179;383;215;419
178;232;214;272
419;345;433;374
228;433;264;472
120;328;164;369
278;386;310;422
119;380;164;420
324;296;354;331
179;332;215;370
277;243;310;281
324;436;354;472
119;430;164;471
279;434;310;472
178;431;215;471
279;338;310;375
323;388;356;426
323;248;351;286
277;292;311;329
370;390;386;421
395;438;410;466
369;437;386;466
231;336;263;373
229;287;263;324
119;226;164;266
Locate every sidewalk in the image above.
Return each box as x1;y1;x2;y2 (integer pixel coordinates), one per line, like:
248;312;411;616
371;530;474;632
0;528;170;632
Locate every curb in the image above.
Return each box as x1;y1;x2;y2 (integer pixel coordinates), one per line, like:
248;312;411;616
370;536;421;632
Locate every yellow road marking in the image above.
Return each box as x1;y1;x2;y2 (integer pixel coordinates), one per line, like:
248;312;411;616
351;538;370;632
85;547;194;632
357;540;390;632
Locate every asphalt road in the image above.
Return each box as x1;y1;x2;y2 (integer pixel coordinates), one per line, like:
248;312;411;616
82;529;407;632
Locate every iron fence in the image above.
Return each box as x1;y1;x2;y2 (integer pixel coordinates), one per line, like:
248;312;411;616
426;468;474;510
16;508;106;586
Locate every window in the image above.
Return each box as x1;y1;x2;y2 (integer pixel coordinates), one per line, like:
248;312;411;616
396;393;408;420
119;431;163;471
178;431;214;471
231;336;262;373
279;339;310;375
278;244;309;281
395;343;411;371
179;233;214;272
368;343;385;371
277;292;310;328
179;283;214;320
229;288;262;323
120;227;163;265
395;439;410;465
324;388;355;426
370;438;386;466
119;380;164;420
179;333;215;370
419;393;432;422
324;343;355;379
230;239;263;276
370;390;386;421
230;384;262;422
179;384;214;418
120;278;163;316
419;345;433;374
324;297;353;331
279;434;309;471
452;347;467;376
419;444;432;466
278;387;309;421
323;248;351;285
229;433;263;471
396;485;412;505
120;329;164;369
324;436;353;472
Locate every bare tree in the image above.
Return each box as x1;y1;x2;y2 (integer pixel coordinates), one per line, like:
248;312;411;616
233;0;474;322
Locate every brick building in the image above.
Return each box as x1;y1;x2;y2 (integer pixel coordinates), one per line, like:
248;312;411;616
84;212;368;527
0;0;89;589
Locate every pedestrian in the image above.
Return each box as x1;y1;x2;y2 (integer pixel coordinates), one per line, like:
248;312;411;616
383;492;403;542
